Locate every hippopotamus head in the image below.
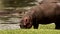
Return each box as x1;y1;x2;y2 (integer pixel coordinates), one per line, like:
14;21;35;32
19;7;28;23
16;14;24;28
20;16;32;29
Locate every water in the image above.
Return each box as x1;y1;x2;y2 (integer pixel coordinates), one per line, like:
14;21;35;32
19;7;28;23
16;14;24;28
0;24;20;30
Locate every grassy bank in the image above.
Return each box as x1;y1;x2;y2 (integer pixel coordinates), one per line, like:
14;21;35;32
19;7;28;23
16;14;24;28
0;29;60;34
0;23;60;34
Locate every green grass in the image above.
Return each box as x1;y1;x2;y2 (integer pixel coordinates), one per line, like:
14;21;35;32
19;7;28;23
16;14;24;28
0;24;60;34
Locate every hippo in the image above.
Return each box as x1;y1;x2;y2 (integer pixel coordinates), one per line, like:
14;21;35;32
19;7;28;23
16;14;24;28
20;0;60;29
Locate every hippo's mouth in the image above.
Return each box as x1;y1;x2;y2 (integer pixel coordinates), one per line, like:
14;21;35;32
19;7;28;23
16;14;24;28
20;23;32;29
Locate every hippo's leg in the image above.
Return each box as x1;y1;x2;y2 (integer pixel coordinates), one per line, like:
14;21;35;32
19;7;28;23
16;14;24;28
33;23;39;29
55;21;60;29
55;16;60;29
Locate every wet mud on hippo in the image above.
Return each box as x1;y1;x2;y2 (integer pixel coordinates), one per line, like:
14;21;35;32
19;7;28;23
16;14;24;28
20;0;60;29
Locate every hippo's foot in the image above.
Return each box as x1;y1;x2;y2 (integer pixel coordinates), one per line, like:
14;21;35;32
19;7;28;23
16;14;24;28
55;23;60;29
33;23;39;29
